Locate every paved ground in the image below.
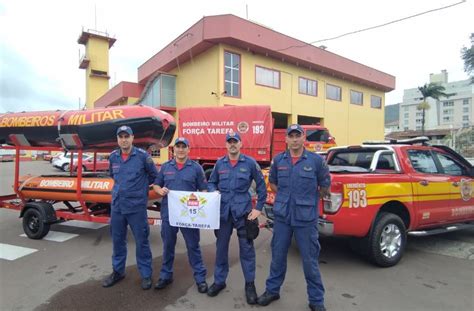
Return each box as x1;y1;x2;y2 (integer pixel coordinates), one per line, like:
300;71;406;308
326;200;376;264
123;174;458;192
0;161;473;311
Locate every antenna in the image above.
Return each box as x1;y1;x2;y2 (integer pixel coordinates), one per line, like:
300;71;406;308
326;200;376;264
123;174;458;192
94;4;97;29
246;4;249;19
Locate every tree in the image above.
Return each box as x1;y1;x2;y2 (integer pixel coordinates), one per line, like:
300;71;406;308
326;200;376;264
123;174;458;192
417;83;454;135
461;33;474;83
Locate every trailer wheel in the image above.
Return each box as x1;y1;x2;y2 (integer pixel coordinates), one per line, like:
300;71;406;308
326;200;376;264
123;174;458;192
367;212;406;267
22;208;50;239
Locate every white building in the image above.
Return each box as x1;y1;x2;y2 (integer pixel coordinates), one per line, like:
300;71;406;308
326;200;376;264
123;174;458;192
399;70;473;131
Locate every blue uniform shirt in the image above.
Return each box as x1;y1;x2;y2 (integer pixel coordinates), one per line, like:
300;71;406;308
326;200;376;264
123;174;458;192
155;159;208;221
208;154;267;222
109;146;159;214
269;149;330;226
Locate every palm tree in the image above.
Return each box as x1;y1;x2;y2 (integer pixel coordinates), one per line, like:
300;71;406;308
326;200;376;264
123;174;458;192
417;83;454;135
461;33;474;84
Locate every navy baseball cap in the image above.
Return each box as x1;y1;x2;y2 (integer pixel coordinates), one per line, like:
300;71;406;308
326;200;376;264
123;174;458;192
116;125;133;136
174;137;190;147
226;132;241;142
286;124;304;135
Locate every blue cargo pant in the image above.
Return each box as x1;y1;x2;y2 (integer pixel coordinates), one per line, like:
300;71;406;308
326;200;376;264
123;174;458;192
159;220;207;283
213;216;256;285
110;209;152;278
265;220;325;306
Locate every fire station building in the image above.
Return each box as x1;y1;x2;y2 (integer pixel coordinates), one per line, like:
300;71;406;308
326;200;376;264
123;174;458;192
86;14;395;160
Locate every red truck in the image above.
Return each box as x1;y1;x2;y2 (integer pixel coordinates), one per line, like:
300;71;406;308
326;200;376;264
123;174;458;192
177;105;335;176
273;137;473;267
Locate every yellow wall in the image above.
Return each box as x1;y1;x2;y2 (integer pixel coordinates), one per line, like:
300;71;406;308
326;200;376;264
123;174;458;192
169;46;221;109
84;37;110;109
211;44;385;145
166;43;385;145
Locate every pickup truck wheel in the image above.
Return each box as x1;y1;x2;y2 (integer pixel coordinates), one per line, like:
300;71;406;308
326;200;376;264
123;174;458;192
368;212;406;267
22;208;51;239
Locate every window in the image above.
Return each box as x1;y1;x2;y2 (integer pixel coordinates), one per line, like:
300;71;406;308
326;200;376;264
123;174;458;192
350;90;363;105
150;149;161;157
416;112;423;117
256;66;280;88
416;119;422;123
299;77;317;96
463;107;469;113
463;123;470;128
376;155;396;170
224;51;240;97
404;113;409;118
463;115;469;121
443;101;454;107
140;73;176;108
443;109;454;115
404;106;409;112
371;95;382;109
463;99;470;105
436;153;463;176
306;129;330;142
326;84;341;101
404;119;409;125
443;116;452;122
416;126;422;130
408;150;438;174
91;69;108;77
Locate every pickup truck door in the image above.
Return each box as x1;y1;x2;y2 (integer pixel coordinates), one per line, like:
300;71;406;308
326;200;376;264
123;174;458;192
407;149;452;226
433;151;474;222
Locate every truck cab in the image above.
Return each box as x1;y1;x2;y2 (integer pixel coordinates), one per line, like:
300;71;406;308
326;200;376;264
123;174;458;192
303;124;336;152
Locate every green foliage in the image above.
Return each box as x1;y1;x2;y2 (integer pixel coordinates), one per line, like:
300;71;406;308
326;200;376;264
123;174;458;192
461;33;474;83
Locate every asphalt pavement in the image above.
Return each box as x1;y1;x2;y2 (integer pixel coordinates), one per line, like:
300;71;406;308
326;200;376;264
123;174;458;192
0;161;473;311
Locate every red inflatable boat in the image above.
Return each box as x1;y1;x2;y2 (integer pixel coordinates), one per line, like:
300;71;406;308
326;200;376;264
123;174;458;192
0;105;176;150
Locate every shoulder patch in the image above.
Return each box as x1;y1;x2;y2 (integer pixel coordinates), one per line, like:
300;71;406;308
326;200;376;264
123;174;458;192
146;157;154;164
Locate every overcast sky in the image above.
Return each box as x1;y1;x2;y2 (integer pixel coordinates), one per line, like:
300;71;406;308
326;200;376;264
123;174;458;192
0;0;472;113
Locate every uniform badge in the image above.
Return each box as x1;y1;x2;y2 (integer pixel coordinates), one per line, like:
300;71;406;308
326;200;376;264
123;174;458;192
303;166;313;171
240;168;248;172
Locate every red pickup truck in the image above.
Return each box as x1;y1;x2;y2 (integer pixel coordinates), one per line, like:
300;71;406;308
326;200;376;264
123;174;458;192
264;137;474;267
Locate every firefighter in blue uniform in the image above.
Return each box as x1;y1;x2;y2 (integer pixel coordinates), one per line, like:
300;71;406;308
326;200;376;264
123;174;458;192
153;137;209;294
257;124;331;311
207;131;267;305
103;125;159;290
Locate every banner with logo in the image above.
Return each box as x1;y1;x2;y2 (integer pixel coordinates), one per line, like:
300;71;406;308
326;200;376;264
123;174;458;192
168;190;221;229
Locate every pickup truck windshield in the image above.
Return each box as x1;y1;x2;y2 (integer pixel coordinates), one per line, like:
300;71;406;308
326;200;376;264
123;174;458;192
306;129;330;142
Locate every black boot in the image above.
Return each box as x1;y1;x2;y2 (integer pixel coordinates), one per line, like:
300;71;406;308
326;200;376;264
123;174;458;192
245;282;258;305
309;304;327;311
207;283;226;297
154;278;173;290
102;271;125;288
257;291;280;306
